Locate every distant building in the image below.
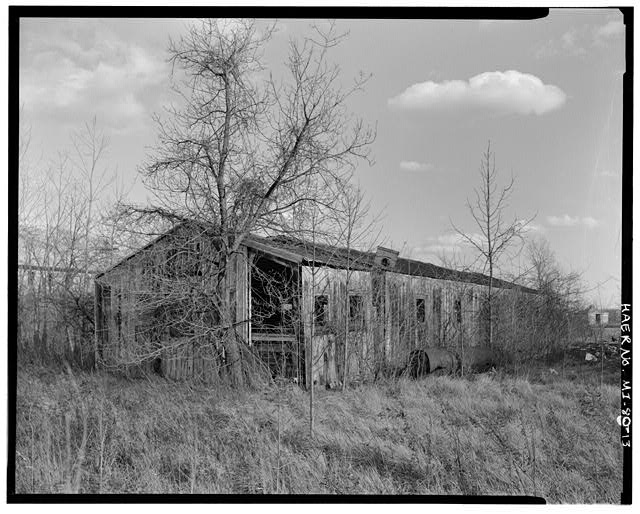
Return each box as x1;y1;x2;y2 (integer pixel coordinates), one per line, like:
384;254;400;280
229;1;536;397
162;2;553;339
588;307;620;328
587;306;621;343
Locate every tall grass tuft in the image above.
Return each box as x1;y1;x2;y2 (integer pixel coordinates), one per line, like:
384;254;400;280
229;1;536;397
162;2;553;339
15;361;622;501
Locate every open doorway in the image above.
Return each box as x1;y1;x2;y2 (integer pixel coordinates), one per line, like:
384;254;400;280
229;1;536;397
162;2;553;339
250;253;303;382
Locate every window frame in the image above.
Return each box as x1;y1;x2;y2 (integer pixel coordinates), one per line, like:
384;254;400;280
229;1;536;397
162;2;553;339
314;294;329;326
348;293;365;325
416;297;426;324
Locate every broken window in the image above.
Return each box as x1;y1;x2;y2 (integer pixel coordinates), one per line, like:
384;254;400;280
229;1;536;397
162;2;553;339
416;297;426;323
455;296;462;324
349;294;364;324
314;295;329;326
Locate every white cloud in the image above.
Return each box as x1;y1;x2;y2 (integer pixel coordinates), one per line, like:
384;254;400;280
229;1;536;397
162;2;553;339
399;160;433;172
388;70;567;115
595;20;625;40
546;214;601;228
439;233;483;247
518;219;545;233
560;29;587;56
20;24;169;132
582;216;601;229
535;18;624;60
547;214;579;227
413;232;485;258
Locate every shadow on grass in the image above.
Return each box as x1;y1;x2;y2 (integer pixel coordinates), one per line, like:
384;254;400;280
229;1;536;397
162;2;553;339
320;439;429;493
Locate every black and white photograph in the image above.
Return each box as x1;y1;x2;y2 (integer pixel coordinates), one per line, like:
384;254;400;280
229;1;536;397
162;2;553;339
8;5;632;503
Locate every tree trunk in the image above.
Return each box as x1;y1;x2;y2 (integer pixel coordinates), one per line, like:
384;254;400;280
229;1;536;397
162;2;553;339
309;320;314;436
220;251;244;387
342;291;349;391
225;330;243;387
488;264;493;349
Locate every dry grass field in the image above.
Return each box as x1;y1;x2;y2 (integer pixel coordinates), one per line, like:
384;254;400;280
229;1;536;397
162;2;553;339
14;359;622;502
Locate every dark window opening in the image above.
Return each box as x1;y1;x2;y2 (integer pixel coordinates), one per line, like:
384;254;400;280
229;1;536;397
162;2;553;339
455;297;462;324
251;255;297;332
372;273;385;319
416;298;426;323
432;288;442;335
380;257;389;267
314;295;329;326
595;313;601;325
349;295;364;324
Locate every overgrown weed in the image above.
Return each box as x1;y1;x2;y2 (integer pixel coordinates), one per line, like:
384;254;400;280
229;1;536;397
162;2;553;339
15;361;622;501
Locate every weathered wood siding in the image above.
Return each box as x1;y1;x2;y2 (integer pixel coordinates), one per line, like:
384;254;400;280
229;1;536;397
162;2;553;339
95;225;250;381
301;267;375;385
300;265;526;385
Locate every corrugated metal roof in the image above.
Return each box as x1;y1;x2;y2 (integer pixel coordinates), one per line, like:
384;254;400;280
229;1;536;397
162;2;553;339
96;225;536;293
250;235;537;293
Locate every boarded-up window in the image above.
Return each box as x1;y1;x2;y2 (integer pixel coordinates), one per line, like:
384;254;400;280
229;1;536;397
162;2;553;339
349;294;364;324
416;297;426;323
314;295;329;326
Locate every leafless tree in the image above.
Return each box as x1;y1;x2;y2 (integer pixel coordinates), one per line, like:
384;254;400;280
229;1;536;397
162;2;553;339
124;19;374;387
451;141;534;348
18;116;123;366
329;184;381;390
524;236;586;360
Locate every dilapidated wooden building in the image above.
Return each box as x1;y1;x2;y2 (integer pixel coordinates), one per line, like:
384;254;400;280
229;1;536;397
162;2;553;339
95;223;536;385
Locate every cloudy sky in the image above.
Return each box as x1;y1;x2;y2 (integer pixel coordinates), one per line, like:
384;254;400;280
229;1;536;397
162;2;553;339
19;9;625;306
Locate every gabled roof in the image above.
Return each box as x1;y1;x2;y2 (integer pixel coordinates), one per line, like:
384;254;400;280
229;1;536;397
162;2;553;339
94;224;184;279
96;224;536;293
